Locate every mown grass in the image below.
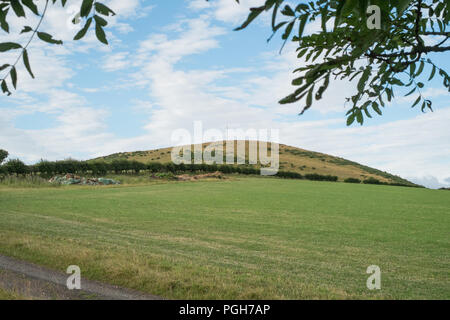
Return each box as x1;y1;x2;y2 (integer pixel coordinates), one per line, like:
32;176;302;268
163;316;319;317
0;177;448;299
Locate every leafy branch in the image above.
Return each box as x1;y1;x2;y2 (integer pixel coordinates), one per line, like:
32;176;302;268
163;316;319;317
235;0;450;125
0;0;115;95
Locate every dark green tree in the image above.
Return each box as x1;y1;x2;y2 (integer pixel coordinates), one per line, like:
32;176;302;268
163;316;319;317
4;158;28;175
0;149;8;164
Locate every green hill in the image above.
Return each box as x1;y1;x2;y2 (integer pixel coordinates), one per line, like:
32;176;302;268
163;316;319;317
92;141;418;187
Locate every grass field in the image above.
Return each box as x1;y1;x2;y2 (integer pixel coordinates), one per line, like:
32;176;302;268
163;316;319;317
0;177;448;299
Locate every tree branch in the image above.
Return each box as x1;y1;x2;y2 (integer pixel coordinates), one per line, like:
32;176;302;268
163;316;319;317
0;0;49;84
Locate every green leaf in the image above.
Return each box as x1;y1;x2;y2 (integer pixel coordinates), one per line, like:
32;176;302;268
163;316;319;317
20;26;33;34
282;20;294;40
0;8;10;32
0;42;22;52
409;62;416;76
234;6;265;31
415;61;424;77
1;80;11;95
281;5;295;16
10;66;17;89
372;101;382;115
0;64;10;72
358;67;371;93
428;66;436;81
94;15;107;27
298;14;309;38
347;112;356;126
362;101;372;118
411;96;421;108
81;0;94;17
334;0;346;28
394;0;413;16
10;0;25;18
37;32;63;45
300;85;315;115
22;0;39;15
95;21;108;44
356;108;363;124
94;2;116;16
74;17;92;40
404;87;416;96
22;49;34;78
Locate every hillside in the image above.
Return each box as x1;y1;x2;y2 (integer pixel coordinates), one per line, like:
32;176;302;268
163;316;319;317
93;141;418;186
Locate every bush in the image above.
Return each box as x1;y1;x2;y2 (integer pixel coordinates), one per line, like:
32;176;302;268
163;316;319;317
276;171;303;179
89;161;108;175
130;160;146;174
304;173;338;182
147;162;163;173
4;159;28;176
344;178;361;183
363;177;382;185
36;160;55;175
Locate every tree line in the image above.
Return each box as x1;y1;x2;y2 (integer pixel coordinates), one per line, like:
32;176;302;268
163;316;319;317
0;157;342;182
0;156;424;187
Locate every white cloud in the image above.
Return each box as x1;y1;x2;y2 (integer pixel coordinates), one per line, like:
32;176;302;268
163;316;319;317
102;52;130;71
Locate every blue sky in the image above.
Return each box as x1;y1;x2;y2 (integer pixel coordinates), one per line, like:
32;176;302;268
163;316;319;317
1;0;449;188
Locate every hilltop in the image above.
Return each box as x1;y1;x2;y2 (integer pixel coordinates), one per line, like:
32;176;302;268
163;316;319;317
92;141;418;187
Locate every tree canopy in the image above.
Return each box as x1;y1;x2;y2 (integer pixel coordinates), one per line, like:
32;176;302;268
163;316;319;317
235;0;450;124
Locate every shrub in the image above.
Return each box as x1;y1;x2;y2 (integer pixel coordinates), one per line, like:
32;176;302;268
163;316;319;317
147;162;163;173
344;178;361;183
89;161;108;175
363;177;382;185
4;159;28;176
36;160;55;175
130;160;146;174
276;171;303;179
304;173;338;182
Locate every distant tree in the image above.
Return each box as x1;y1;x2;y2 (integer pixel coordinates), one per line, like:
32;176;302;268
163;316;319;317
236;0;450;125
36;159;55;175
0;0;115;95
0;149;8;164
344;177;362;183
4;158;28;176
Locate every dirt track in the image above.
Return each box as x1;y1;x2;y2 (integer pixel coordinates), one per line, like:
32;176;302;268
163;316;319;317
0;254;162;300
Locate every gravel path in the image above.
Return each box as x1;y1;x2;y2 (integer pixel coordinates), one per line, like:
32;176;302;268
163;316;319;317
0;254;163;300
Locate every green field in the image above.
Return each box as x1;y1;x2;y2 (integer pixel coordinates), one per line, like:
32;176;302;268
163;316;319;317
0;177;449;299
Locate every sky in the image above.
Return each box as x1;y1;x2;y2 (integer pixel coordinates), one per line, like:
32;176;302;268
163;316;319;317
0;0;449;189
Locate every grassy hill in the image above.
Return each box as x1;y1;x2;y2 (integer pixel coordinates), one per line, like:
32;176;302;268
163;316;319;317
93;141;418;186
